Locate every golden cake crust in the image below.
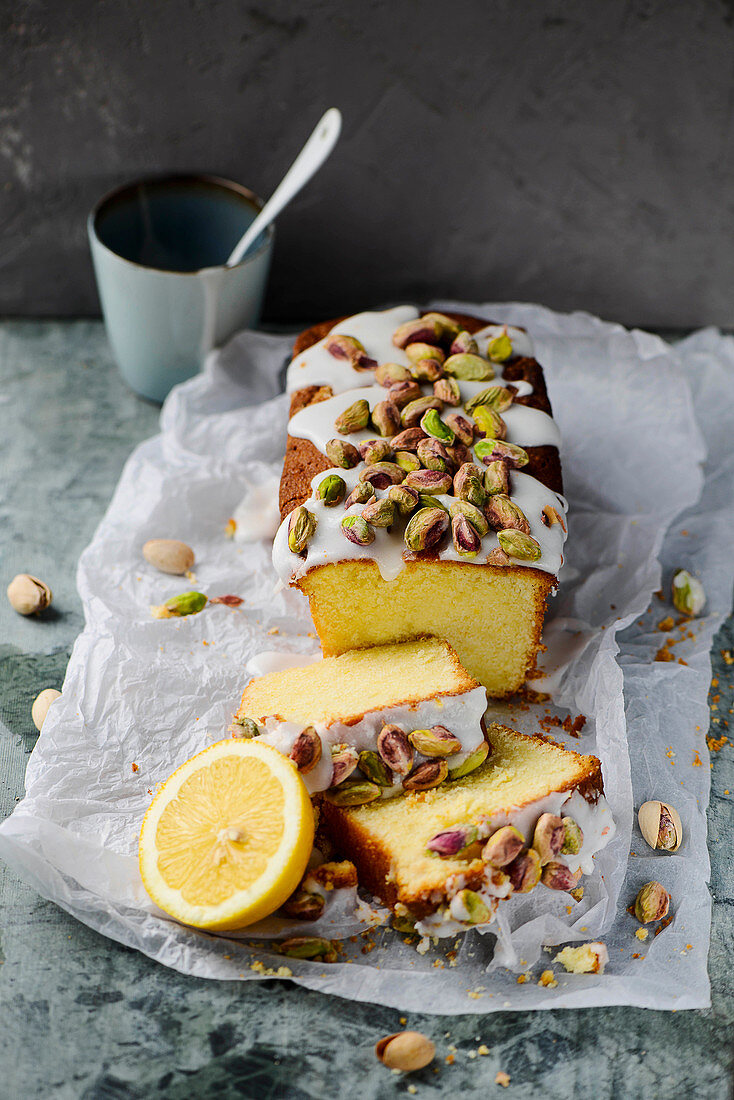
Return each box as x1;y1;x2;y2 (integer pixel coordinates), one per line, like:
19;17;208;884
280;311;563;520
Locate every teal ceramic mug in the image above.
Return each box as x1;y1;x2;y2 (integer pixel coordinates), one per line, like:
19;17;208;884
88;174;274;403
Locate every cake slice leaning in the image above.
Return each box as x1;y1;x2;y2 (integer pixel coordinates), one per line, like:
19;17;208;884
233;637;490;797
320;723;616;936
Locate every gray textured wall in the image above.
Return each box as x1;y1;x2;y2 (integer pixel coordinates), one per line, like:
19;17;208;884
4;0;734;327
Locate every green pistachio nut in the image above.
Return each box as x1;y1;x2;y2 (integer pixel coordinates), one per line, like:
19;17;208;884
391;913;418;934
481;824;525;867
561;817;584;855
433;377;462;405
386;380;423;409
341;515;376;546
448;740;490;780
420;408;456;445
507;848;542;893
406;342;446;365
420;311;463;339
671;568;706;616
392;317;444;349
371;399;401;437
325;438;361;469
474;438;529;469
394;449;422;473
344;482;374;508
443;353;495;381
449;330;479;356
444;412;475;446
453;461;485;497
359;438;393;464
472;406;507;440
359;461;406;489
531;813;565;864
484;459;510;496
361;498;397;528
404;469;453;495
497;529;542;561
330;745;360;786
281;890;326;921
159;591;208;617
358;750;394;787
375;361;412;387
376;723;414;775
464;385;514;415
401;395;444;429
449;499;489;536
334;398;370;434
390;427;427;452
417;438;452;473
451;514;480;557
485;494;531;534
387;484;420;517
317;474;347;507
278;936;338;962
325;780;382;807
409;357;444;383
486;332;513;362
288;506;318;554
418;493;449;512
404;507;450;551
402;758;449;790
231;716;260;739
450;888;491;924
409;725;462;758
324;334;376;371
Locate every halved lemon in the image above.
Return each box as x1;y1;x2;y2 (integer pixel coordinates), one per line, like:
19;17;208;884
139;739;314;931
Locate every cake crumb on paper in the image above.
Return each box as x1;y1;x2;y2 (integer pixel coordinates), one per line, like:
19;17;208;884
496;1071;511;1087
538;969;558;988
635;928;649;942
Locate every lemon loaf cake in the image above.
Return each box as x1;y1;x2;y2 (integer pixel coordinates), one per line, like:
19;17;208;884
233;638;489;798
320;723;616;936
272;306;567;696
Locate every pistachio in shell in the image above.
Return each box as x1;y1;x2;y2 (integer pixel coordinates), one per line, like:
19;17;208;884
31;688;61;732
375;1031;435;1073
7;573;52;616
143;539;195;576
638;801;682;852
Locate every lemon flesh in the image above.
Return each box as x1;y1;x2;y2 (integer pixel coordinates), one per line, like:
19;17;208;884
139;740;314;931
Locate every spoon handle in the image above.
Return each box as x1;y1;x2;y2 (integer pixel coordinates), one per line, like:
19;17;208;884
226;108;342;267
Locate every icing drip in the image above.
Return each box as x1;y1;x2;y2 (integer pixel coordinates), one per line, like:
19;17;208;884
245;684;488;796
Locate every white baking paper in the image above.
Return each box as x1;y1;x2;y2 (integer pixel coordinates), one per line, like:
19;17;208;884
1;304;731;1014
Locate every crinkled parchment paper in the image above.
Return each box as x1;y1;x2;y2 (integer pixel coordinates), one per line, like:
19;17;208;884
1;305;732;1014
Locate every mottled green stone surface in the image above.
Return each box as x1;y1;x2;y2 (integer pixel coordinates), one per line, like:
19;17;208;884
0;322;732;1099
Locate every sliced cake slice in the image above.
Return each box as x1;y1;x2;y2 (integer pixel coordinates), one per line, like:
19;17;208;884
233;637;489;797
320;723;616;936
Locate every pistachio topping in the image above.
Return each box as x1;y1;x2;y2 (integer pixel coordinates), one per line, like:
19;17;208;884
443;353;495;381
404;469;453;495
451;513;481;557
289;727;322;774
450;888;491;924
497;529;542;561
325;438;361;469
359;461;406;489
421;407;455;445
485;494;531;534
334;398;370;434
417;437;453;473
371;399;401;437
392;317;443;349
231;716;260;739
358;750;394;787
341;515;376;546
449;499;489;536
377;723;414;775
486;331;513;362
465;385;514;414
532;813;565;864
484;459;511;496
409;357;444;383
542;862;582;891
402;758;449;790
317;474;347;507
420;311;463;339
405;342;446;365
453;462;487;506
481;824;525;867
390;426;427;452
288;506;318;554
444;412;475;446
447;739;489;779
401;395;443;429
387;484;420;517
375;361;412;387
330;745;360;786
151;591;208;619
404;507;450;551
433;377;462;405
324;334;376;370
474;438;529;468
506;848;542;892
362;498;397;528
426;824;479;858
278;936;338;963
408;725;462;758
561;817;585;855
281;889;326;921
394;449;422;473
387;380;423;409
343;483;373;509
359;438;393;465
325;780;381;807
472;405;507;440
449;330;479;356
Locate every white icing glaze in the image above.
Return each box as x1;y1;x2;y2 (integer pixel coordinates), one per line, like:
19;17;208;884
245;651;321;678
473;323;535;360
415;789;616;937
272;466;567;584
285;306;418;394
250;685;488;796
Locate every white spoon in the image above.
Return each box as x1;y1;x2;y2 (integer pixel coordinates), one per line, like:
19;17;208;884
225;107;342;267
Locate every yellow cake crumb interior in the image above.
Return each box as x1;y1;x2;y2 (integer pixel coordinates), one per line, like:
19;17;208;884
238;637;477;727
300;560;552;697
337;725;597;901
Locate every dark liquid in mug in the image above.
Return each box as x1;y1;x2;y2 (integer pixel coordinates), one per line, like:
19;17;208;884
93;177;264;272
